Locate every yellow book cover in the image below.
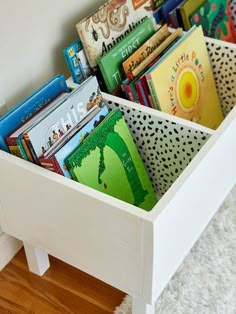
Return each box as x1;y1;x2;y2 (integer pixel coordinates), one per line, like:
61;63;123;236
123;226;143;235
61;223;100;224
146;26;224;130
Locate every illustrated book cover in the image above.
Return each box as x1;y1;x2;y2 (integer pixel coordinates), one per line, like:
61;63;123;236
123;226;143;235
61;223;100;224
0;74;68;152
161;0;186;23
179;0;207;30
63;39;92;84
146;25;224;129
76;0;154;68
122;23;170;80
5;92;69;160
65;108;158;211
39;105;109;178
189;0;236;43
22;76;104;163
131;27;183;79
97;17;156;93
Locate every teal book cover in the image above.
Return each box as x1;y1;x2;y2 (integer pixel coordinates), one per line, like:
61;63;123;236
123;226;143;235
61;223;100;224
97;18;156;93
65;109;158;211
189;0;236;43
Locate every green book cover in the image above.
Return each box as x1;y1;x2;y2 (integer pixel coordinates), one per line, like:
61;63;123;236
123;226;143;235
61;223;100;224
189;0;236;43
65;109;158;211
97;18;156;94
180;0;206;30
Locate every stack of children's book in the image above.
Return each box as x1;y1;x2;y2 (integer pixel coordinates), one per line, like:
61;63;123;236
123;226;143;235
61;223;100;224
1;0;231;212
151;0;236;43
0;74;157;211
72;0;224;130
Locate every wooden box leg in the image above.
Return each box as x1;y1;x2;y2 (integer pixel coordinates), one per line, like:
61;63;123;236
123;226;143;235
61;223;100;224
132;296;155;314
23;242;50;276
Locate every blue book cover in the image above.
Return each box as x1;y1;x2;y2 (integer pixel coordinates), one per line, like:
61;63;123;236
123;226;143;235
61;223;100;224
10;93;70;161
40;105;109;178
0;74;69;152
24;76;103;163
63;39;92;84
161;0;184;23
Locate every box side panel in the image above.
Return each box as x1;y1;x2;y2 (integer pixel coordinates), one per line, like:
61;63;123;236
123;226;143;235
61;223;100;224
149;106;236;302
105;94;212;197
0;151;145;296
206;38;236;117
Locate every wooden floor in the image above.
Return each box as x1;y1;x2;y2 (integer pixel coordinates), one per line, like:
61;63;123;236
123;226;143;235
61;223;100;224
0;249;126;313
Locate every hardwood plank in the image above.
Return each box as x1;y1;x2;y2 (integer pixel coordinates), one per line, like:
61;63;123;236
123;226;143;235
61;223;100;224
0;249;125;313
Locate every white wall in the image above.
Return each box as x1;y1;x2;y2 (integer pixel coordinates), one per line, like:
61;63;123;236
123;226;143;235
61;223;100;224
0;0;104;267
0;0;104;111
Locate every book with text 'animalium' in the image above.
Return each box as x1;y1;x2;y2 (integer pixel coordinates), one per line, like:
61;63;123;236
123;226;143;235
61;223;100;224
39;105;109;178
22;76;104;164
97;17;156;93
0;74;68;153
76;0;154;68
65;108;158;211
146;25;224;129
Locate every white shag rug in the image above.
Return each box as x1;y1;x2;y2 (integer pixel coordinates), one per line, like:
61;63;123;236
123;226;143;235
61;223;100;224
115;185;236;314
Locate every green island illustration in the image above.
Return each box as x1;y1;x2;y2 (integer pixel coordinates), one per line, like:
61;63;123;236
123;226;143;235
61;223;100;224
66;110;149;207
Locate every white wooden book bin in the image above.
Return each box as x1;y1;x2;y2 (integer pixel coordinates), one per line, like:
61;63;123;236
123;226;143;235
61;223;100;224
0;35;236;313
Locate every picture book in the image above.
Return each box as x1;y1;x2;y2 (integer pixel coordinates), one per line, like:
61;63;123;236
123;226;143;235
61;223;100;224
6;93;69;160
152;0;166;10
153;7;162;24
131;27;183;79
135;79;150;106
65;108;158;211
146;25;224;129
97;18;156;93
63;39;92;84
168;0;185;28
161;0;185;23
179;0;206;30
122;24;170;80
23;76;104;163
189;0;236;43
76;0;154;68
39;105;109;178
121;76;140;103
0;74;68;152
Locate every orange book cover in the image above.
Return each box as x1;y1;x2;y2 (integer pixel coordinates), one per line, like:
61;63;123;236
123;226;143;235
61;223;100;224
146;26;224;130
122;24;170;77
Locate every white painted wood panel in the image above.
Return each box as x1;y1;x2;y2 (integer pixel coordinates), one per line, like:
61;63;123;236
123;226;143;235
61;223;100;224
24;242;50;276
0;151;146;296
0;233;22;270
146;106;236;303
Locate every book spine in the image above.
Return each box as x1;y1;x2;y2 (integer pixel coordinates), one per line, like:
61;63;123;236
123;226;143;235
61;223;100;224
126;85;135;102
63;52;80;84
134;81;145;106
145;75;160;110
23;133;39;164
16;138;29;161
98;61;114;93
139;76;153;108
39;156;64;175
19;137;34;162
5;136;24;159
135;81;149;107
